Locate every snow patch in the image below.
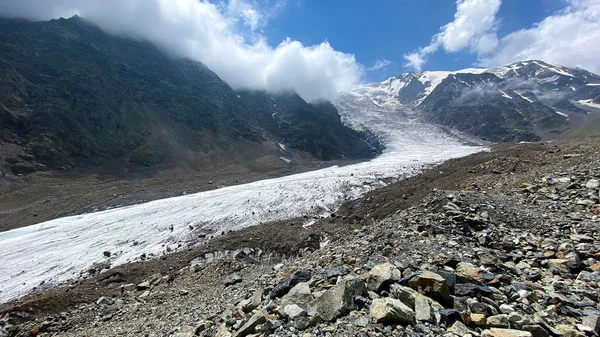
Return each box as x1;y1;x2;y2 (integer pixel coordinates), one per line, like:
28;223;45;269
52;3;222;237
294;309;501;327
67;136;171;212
515;91;533;103
554;110;569;117
576;99;600;109
499;90;512;99
532;60;574;77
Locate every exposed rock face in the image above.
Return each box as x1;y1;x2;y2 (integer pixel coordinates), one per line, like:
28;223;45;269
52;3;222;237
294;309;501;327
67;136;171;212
0;17;380;174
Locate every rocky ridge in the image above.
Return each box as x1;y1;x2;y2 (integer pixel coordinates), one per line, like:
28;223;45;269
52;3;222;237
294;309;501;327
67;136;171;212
1;140;599;337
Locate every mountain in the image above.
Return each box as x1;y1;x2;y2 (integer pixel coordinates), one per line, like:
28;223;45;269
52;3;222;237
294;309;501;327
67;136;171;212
341;60;600;142
0;16;379;174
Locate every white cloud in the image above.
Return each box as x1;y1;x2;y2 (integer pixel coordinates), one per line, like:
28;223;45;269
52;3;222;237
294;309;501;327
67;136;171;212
0;0;361;102
367;59;392;71
403;0;501;71
480;0;600;73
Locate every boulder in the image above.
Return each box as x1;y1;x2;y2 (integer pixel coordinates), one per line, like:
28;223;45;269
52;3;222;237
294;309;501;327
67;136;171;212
580;315;600;335
283;304;306;319
308;277;366;322
521;325;550;337
456;262;483;284
390;284;444;322
366;262;401;292
279;282;313;309
448;321;476;337
369;298;415;325
454;283;493;297
407;271;451;306
270;270;312;298
234;309;268;337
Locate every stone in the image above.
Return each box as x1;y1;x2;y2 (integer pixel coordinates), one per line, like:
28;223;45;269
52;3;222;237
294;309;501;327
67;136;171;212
547;259;569;274
454;283;493;297
576;271;600;282
355;315;370;327
270;270;312;298
407;271;451;306
585;179;599;189
280;282;313;309
555;325;584;337
223;274;243;287
96;296;111;306
283;304;306;319
325;266;345;281
521;325;549;337
481;328;534;337
293;312;321;330
136;281;151;290
366;262;402;292
448;321;475;336
487;314;510;328
369;297;415;325
235;309;267;337
456;262;483;283
308;277;366;322
580;315;600;334
439;309;462;325
508;312;531;330
469;313;487;326
242;288;263;312
500;304;515;314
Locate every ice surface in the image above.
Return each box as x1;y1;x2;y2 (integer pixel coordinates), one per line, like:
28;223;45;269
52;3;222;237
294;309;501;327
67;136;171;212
0;96;485;303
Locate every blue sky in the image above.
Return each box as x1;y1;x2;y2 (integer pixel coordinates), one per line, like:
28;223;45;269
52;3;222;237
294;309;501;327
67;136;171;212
263;0;568;81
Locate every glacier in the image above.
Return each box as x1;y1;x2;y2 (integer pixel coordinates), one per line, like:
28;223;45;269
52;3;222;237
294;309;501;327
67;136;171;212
0;97;486;303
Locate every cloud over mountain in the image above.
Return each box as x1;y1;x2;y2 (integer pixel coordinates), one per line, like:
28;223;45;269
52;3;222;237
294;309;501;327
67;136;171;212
0;0;362;101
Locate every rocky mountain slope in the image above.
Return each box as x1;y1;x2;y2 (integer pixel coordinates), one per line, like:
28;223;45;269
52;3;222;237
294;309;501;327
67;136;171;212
341;61;600;142
0;16;379;175
1;138;598;337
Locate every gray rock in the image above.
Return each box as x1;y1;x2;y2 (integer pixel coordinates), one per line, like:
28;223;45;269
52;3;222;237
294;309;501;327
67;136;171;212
270;270;312;298
447;321;475;337
283;304;306;319
308;277;366;322
454;283;493;297
585;179;599;189
576;271;600;282
389;284;443;322
325;266;346;281
280;282;313;309
581;315;600;334
235;309;267;337
407;271;451;306
96;296;111;306
366;262;402;292
369;297;415;325
522;325;550;337
487;314;510;328
223;274;243;287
